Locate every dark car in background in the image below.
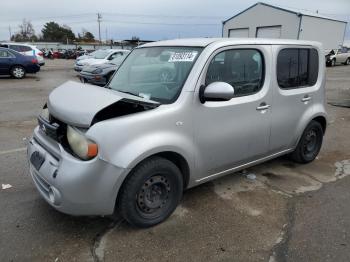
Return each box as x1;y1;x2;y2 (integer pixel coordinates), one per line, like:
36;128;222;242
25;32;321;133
79;54;127;86
0;47;40;79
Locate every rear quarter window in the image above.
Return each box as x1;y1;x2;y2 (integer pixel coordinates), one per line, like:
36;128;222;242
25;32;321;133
277;48;319;89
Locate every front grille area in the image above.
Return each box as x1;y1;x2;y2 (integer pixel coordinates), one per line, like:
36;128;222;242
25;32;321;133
31;168;50;198
38;114;67;144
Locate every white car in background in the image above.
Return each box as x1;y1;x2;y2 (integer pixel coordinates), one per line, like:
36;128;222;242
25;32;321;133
74;49;130;72
0;43;45;66
326;47;350;66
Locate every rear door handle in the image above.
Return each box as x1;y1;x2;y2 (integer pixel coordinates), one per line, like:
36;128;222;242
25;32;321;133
301;95;311;102
256;103;271;111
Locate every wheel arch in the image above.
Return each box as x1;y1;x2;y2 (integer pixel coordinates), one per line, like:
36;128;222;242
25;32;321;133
113;150;190;215
312;115;327;134
10;64;25;71
124;150;190;190
293;110;327;149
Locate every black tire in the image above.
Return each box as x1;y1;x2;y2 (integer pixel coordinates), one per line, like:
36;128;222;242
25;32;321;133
290;121;323;164
331;59;336;67
118;157;183;228
344;58;350;65
11;65;26;79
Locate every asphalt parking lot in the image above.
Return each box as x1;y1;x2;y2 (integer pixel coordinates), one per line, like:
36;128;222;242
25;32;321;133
0;60;350;262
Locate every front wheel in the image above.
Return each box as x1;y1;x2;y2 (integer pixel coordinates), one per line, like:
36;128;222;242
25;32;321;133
344;58;350;65
290;121;323;164
118;157;183;228
11;66;26;79
331;59;336;67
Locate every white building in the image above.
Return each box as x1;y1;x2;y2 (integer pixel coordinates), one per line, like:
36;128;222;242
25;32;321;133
222;2;347;50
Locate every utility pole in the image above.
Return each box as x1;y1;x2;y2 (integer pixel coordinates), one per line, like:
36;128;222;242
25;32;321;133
97;13;102;45
8;26;12;41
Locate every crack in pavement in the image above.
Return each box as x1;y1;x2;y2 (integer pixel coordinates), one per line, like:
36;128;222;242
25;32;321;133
268;198;297;262
91;218;124;262
268;159;350;262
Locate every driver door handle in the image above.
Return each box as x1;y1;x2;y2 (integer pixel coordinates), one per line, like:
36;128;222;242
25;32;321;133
256;103;271;111
301;95;311;102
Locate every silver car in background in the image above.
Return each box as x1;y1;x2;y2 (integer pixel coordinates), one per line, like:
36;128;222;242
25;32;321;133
27;38;327;227
74;49;130;72
79;53;128;86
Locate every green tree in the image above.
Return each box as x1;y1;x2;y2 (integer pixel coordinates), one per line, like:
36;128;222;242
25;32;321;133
41;22;75;43
84;31;95;41
78;29;95;42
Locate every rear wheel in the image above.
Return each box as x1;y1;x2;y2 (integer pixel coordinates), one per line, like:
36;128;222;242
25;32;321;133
290;121;323;164
118;157;183;228
11;66;26;79
344;58;350;65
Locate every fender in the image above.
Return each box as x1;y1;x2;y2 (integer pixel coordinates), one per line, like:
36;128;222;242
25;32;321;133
293;106;327;148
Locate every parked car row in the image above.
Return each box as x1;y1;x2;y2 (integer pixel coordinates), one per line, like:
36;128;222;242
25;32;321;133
75;49;130;85
0;47;40;78
42;48;90;60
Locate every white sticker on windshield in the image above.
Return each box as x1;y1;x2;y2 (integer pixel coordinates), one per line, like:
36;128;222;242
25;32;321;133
168;51;198;62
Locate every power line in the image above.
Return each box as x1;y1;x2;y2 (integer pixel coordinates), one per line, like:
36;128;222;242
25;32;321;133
103;19;218;26
102;12;223;20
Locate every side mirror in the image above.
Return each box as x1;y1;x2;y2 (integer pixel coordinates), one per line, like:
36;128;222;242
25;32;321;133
199;82;235;103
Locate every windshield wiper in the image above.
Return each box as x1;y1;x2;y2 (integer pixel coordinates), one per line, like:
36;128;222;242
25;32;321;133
115;90;143;98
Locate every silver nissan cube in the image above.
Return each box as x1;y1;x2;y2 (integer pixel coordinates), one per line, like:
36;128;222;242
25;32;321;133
27;38;327;227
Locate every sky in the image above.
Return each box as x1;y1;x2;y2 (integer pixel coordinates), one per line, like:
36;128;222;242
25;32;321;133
0;0;349;41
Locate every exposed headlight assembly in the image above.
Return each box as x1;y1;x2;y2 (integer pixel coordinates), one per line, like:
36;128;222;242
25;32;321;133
40;107;50;121
67;126;98;160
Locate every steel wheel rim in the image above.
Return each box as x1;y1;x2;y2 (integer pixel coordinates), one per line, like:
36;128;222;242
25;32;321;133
303;129;318;156
136;175;171;216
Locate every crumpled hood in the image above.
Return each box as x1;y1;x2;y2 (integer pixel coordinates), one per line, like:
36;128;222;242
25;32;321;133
47;81;158;128
77;58;105;66
82;62;117;73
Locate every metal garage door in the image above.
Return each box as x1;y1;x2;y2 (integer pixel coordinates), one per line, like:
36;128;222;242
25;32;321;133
256;26;281;38
229;28;249;38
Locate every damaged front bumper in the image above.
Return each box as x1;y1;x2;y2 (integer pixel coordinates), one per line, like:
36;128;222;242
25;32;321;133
79;72;107;86
27;126;128;216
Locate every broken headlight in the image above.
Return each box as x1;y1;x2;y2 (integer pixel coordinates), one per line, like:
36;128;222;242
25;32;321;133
66;126;98;160
40;107;50;121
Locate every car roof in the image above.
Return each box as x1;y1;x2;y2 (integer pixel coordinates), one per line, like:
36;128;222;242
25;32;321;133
141;38;322;48
1;42;33;47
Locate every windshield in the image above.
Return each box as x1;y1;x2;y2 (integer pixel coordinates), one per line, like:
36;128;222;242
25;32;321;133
109;53;127;65
93;49;111;59
108;47;202;104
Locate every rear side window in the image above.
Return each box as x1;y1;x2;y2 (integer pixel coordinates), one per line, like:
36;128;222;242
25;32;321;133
10;45;32;52
20;46;32;52
206;49;264;97
277;48;319;89
0;50;14;58
0;50;10;57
